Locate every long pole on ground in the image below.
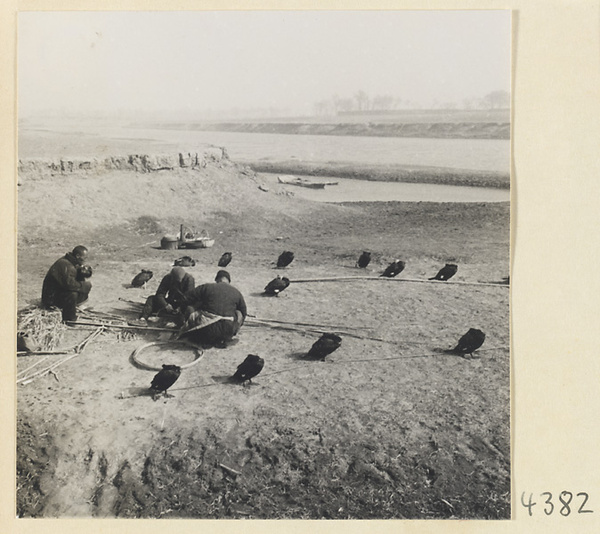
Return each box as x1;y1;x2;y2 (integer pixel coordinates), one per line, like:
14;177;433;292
17;327;106;385
67;321;174;332
244;319;397;344
290;276;509;288
246;315;373;330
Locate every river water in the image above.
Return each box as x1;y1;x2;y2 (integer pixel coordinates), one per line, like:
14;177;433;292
20;123;509;173
110;125;510;173
19;123;510;203
262;174;509;203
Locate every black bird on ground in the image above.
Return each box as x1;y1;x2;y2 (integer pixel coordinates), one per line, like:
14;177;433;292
380;260;405;278
277;251;295;268
150;364;182;399
76;265;93;281
232;354;264;385
448;328;486;358
264;276;290;296
356;251;371;269
174;256;196;267
218;252;233;267
131;269;154;288
306;333;343;360
429;263;458;281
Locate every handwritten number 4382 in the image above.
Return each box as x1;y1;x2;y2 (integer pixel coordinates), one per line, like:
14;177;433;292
521;492;593;516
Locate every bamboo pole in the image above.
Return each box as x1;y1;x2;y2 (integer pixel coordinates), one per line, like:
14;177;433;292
79;309;128;321
18;349;70;356
67;321;175;332
18;327;106;384
291;276;369;283
17;355;51;377
118;297;144;306
339;346;508;364
290;276;509;288
18;352;81;384
246;319;436;345
16;328;109;358
168;345;510;390
244;319;396;344
246;315;372;331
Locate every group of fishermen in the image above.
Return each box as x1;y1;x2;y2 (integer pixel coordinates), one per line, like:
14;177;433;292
41;246;247;348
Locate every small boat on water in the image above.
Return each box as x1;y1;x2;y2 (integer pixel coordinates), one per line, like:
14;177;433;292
278;176;338;189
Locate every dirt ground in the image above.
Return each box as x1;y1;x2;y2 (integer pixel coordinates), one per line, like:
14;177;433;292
16;153;510;519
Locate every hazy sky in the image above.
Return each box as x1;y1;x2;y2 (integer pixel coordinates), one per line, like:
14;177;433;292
18;10;510;118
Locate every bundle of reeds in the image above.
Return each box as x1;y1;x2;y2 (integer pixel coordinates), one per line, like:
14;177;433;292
17;306;65;351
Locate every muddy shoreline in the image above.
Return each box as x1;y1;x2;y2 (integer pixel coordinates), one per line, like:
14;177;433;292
242;160;510;189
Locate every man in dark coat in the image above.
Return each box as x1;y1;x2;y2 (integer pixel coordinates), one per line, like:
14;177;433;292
136;266;195;323
41;245;92;322
180;270;247;347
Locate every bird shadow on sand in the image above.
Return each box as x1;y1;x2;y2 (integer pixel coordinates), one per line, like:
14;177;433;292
209;375;261;387
341;265;374;273
250;292;285;298
120;387;176;401
119;386;155;399
432;347;480;360
211;375;236;384
207;338;240;350
287;351;310;361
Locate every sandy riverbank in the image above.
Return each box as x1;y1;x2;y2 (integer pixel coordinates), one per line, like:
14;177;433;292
16;152;510;519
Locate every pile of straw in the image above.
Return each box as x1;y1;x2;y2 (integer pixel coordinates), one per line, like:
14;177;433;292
17;307;65;351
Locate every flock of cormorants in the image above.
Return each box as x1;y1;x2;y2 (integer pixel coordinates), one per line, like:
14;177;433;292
143;248;485;398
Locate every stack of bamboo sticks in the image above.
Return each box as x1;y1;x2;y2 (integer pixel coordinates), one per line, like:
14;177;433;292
17;327;105;385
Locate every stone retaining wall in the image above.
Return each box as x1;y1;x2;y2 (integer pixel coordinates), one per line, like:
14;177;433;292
18;147;229;180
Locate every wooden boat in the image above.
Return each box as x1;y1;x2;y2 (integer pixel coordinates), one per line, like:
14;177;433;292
278;176;338;189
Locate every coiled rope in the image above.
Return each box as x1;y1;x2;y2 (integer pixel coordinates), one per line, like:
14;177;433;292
131;340;204;371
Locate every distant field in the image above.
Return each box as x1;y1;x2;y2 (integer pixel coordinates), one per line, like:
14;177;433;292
135;109;509;141
152;122;508;140
333;108;510;123
134;108;510;126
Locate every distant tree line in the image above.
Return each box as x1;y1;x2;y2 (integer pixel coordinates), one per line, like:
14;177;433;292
313;90;510;116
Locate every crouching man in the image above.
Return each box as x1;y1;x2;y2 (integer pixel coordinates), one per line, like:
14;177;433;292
41;245;92;322
131;266;195;326
179;270;247;348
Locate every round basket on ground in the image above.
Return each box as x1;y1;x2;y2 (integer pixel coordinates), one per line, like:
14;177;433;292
161;235;180;250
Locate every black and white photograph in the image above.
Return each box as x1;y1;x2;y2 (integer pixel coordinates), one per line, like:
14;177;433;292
15;9;511;519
